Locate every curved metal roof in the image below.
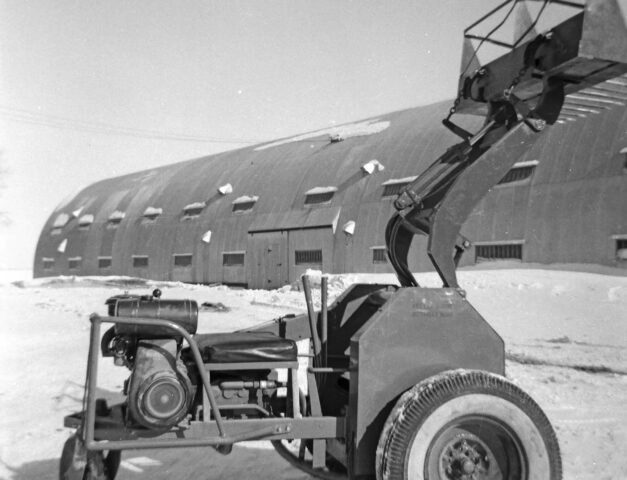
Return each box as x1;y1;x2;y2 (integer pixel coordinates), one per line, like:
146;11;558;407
34;98;627;284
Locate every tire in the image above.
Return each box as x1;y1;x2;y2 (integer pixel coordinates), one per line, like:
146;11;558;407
59;434;122;480
375;370;562;480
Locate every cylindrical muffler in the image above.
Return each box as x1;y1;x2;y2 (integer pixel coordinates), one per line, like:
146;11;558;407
113;298;198;338
127;339;192;430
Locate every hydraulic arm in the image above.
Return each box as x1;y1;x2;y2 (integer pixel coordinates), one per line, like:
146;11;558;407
387;0;627;288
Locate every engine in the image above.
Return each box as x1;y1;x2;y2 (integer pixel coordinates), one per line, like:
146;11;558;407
101;289;286;431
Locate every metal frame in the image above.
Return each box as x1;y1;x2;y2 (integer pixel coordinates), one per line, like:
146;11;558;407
79;314;343;452
464;0;584;49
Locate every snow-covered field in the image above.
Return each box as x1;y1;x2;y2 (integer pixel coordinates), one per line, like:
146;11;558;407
0;266;626;480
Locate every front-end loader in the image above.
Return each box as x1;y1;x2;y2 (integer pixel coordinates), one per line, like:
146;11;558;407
60;2;627;479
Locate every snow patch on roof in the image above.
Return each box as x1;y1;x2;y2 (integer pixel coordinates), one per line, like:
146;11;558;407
255;119;391;151
512;160;539;168
78;214;94;225
108;211;125;221
342;221;356;235
184;202;206;211
53;213;70;228
382;176;418;186
232;195;259;204
218;183;233;195
57;239;67;253
362;159;385;174
305;186;338;195
143;207;163;217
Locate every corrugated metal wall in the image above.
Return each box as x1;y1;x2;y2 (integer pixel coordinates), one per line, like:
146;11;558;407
34;99;627;287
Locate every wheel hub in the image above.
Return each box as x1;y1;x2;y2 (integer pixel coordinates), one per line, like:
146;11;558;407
440;434;491;480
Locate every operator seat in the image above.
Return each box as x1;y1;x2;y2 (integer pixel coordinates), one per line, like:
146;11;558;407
184;332;297;364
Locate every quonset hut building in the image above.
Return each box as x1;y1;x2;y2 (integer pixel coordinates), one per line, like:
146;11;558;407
35;92;627;289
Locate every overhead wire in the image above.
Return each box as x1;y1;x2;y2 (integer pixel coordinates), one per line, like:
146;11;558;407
0;105;265;145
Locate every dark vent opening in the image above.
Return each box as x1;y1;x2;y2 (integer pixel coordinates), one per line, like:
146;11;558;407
183;207;204;217
305;192;335;205
233;201;256;213
295;250;323;265
498;165;536;185
617;239;627;261
174;254;193;267
108;218;122;227
43;259;54;270
133;256;149;268
68;258;82;270
382;182;410;197
476;244;523;262
223;252;245;266
98;257;112;269
372;248;387;264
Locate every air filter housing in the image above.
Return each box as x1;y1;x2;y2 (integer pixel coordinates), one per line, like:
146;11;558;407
127;338;192;429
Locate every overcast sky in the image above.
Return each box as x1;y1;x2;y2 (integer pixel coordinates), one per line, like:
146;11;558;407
0;0;518;270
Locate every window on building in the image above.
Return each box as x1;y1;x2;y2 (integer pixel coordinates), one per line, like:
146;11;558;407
50;213;69;235
68;257;82;270
616;238;627;261
133;256;149;268
381;176;418;198
108;211;125;228
498;160;538;185
304;187;337;205
52;213;69;227
42;258;54;270
475;243;523;262
182;202;206;219
295;249;323;265
223;252;245;266
232;195;259;213
98;257;112;269
372;247;387;264
78;214;94;231
174;254;193;267
143;207;163;221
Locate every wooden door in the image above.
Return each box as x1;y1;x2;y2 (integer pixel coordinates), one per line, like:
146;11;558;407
247;231;288;289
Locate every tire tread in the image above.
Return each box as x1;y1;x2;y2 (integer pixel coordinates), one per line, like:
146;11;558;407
375;369;562;480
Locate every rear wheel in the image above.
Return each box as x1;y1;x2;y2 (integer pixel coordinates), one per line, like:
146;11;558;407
376;370;562;480
59;434;121;480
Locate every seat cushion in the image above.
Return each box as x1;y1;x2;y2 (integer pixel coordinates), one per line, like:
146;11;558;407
186;332;297;364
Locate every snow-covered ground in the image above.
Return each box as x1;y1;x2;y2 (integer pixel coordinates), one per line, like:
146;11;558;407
0;266;626;479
